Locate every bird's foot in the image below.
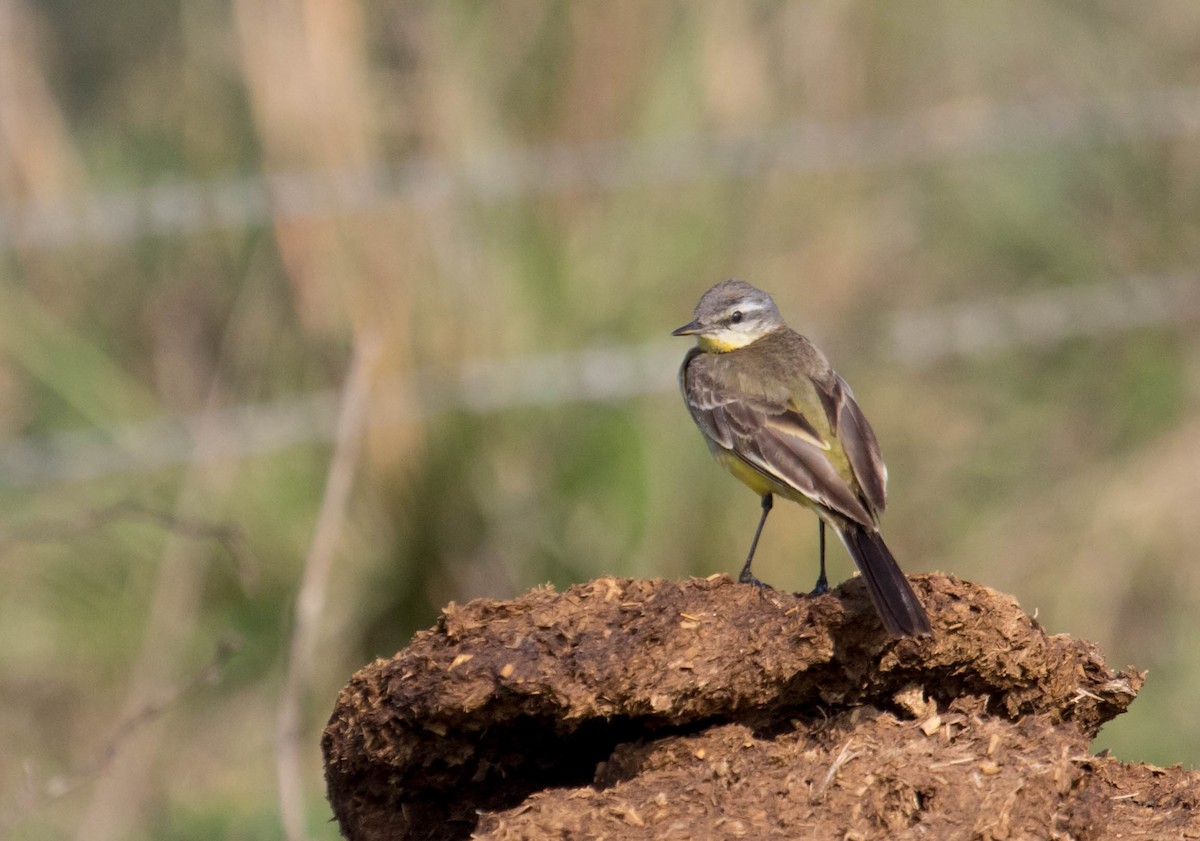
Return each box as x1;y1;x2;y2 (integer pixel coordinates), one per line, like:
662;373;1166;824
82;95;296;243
737;569;773;590
809;577;829;597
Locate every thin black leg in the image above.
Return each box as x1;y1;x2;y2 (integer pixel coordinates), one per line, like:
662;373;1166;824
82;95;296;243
738;494;773;587
810;520;829;595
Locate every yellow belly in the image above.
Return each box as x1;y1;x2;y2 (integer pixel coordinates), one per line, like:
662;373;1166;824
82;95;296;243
710;444;818;511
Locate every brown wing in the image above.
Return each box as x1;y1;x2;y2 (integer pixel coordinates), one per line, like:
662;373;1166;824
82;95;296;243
681;350;874;526
814;374;888;515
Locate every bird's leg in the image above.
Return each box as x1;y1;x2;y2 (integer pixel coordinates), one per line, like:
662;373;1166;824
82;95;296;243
738;494;773;587
810;520;829;595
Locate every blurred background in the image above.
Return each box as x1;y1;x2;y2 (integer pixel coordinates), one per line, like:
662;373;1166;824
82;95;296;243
2;1;1199;838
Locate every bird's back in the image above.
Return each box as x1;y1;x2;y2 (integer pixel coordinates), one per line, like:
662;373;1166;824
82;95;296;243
680;327;886;525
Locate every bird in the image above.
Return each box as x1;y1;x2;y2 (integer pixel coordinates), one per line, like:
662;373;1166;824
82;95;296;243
672;279;931;637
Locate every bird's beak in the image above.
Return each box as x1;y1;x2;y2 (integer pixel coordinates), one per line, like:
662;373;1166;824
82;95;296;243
671;319;703;336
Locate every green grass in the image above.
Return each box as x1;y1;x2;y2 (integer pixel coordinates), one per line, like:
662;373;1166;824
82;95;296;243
3;3;1200;837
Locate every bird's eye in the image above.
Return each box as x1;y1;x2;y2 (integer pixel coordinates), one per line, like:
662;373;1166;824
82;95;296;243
730;310;744;324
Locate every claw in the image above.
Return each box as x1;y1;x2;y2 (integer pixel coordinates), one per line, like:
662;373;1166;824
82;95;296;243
738;569;772;590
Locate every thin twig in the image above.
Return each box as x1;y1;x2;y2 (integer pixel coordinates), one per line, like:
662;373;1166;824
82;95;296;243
0;638;240;836
810;738;861;804
0;500;258;592
276;335;381;841
72;267;260;841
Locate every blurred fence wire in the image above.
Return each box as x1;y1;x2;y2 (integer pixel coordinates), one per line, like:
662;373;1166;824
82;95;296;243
4;86;1200;251
1;274;1196;489
889;274;1200;365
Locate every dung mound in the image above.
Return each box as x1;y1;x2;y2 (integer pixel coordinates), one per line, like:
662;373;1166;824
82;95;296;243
322;574;1195;840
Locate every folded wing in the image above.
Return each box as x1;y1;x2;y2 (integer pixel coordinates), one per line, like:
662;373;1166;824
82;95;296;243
683;357;877;526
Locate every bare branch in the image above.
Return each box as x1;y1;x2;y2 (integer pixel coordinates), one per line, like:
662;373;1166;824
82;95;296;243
0;638;241;836
0;500;259;593
276;335;381;841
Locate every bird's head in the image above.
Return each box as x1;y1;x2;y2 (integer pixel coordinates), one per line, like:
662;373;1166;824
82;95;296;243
671;279;785;352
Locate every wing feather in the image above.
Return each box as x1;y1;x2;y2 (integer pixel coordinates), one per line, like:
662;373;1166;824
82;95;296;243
821;375;888;513
682;351;875;525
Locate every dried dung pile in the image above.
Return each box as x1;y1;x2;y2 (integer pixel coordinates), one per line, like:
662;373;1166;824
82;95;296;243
323;574;1199;840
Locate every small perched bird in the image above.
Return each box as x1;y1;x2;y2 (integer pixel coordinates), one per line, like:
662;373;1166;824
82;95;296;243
673;279;931;637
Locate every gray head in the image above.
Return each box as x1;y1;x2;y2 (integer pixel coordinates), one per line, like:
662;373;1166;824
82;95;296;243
671;279;785;350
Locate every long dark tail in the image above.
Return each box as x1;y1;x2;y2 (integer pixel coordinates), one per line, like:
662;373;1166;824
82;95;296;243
838;523;931;638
